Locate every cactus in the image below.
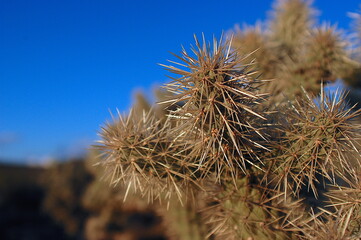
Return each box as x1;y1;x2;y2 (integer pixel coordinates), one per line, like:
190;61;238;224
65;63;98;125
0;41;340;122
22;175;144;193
304;25;349;82
323;183;361;239
95;0;361;239
232;24;276;78
232;0;357;101
97;108;199;205
96;34;361;239
160;36;268;182
83;147;168;240
156;198;207;240
268;0;315;61
289;173;361;239
267;88;361;199
202;177;290;240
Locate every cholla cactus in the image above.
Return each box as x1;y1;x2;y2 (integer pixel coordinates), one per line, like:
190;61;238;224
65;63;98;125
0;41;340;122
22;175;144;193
345;8;361;89
202;177;291;240
292;173;361;240
96;1;361;238
232;0;357;101
97;109;199;205
232;0;317;99
232;24;276;78
96;33;361;238
267;89;361;199
161;36;268;182
324;182;361;239
275;25;350;98
268;0;315;60
304;25;349;81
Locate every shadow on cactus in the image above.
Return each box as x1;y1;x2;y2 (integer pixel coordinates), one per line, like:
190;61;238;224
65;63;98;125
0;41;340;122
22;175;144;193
315;173;361;239
267;88;361;200
289;172;361;240
202;177;293;240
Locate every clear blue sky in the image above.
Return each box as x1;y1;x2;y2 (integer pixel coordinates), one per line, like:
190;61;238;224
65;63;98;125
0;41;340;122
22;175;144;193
0;0;359;164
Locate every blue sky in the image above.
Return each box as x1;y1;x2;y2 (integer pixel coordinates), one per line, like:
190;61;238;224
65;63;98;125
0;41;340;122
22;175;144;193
0;0;359;164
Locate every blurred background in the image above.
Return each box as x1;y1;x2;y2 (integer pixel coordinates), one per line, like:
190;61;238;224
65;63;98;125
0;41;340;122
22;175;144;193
1;0;360;239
